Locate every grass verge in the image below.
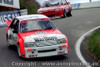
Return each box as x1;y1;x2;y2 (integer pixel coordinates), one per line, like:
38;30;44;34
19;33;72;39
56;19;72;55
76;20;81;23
88;30;100;60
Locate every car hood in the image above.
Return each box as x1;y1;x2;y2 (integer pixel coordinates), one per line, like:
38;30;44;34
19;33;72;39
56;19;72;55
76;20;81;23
38;5;63;12
19;29;65;42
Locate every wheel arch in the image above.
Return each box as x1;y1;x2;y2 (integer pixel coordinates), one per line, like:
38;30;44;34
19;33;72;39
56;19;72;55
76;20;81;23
17;36;26;58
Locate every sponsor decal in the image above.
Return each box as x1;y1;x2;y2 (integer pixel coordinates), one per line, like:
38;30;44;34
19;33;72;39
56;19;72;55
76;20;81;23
0;11;21;26
34;37;57;42
36;32;46;34
58;51;65;55
29;54;38;58
71;3;81;9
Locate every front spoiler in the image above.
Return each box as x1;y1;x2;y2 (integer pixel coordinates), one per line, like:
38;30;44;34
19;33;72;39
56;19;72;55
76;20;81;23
24;44;68;58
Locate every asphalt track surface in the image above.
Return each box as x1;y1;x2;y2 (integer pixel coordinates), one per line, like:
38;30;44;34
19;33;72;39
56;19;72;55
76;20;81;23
0;8;100;67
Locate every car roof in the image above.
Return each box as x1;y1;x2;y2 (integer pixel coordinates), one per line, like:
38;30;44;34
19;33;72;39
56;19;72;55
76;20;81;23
16;14;49;21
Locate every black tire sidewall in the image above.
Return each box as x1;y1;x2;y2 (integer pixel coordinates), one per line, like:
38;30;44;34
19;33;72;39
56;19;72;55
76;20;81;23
62;10;67;18
17;45;21;57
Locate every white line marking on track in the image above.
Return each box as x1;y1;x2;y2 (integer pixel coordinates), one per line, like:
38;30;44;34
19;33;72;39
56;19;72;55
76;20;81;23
75;26;100;67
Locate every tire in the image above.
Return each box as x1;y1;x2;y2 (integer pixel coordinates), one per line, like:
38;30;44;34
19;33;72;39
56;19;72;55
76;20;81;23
17;45;21;57
67;12;72;17
7;35;13;48
7;40;12;48
62;10;67;18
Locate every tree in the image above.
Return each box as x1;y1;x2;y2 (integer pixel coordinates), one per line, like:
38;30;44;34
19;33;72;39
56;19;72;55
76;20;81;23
20;0;25;9
20;0;40;14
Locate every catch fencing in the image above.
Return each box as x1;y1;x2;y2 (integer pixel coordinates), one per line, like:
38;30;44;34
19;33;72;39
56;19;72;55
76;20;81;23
71;1;100;9
0;9;27;28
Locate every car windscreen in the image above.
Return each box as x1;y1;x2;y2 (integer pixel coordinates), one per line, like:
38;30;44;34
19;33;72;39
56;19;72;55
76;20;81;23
20;19;56;33
43;0;60;7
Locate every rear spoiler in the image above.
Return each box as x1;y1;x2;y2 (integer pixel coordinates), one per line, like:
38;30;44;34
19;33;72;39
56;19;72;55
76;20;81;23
6;21;12;27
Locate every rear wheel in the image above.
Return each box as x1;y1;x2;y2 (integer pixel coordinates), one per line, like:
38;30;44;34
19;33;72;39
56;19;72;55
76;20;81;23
67;12;72;17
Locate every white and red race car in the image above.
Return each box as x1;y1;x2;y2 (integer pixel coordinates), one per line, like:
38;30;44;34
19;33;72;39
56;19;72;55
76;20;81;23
6;14;69;58
37;0;72;18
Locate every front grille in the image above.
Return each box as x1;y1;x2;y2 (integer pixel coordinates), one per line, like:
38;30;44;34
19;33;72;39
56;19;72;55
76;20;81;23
44;10;55;13
48;15;55;17
38;49;56;53
36;41;57;47
43;11;56;17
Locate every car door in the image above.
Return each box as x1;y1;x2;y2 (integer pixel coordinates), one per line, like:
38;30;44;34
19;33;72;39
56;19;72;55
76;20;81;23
9;18;19;46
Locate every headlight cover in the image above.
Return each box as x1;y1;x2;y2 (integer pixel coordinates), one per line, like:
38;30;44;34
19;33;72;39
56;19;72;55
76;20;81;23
55;9;61;11
25;42;36;47
57;38;66;44
37;11;43;13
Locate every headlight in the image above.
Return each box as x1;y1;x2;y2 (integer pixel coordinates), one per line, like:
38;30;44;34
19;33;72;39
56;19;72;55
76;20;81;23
55;9;61;11
37;11;43;13
43;10;48;12
25;42;36;47
57;38;66;44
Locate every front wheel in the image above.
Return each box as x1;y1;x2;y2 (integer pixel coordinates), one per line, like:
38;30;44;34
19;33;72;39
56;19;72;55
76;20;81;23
7;35;13;48
17;45;21;57
7;40;12;48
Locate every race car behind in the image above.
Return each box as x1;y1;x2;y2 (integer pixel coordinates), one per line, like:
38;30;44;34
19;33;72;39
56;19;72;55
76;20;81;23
37;0;72;18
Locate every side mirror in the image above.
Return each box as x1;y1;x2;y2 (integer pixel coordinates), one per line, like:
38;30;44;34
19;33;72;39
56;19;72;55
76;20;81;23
6;21;12;27
67;2;70;5
13;30;18;33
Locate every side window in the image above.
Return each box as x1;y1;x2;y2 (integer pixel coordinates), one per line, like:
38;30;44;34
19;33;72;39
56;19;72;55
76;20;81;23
14;20;19;32
10;19;17;28
10;19;15;28
10;18;19;33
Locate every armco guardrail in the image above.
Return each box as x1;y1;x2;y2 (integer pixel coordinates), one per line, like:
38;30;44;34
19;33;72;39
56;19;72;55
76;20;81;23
0;9;27;28
71;1;100;9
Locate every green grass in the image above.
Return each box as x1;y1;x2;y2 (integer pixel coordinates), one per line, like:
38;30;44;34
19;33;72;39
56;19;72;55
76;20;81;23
20;0;38;14
88;30;100;60
28;7;38;14
20;0;25;9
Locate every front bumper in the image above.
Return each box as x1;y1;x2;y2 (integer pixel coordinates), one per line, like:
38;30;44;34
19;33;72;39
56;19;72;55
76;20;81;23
38;11;63;18
24;44;68;58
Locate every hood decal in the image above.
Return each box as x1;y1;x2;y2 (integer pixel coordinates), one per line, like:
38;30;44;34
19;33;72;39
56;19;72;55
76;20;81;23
34;37;57;42
19;29;63;40
24;34;65;43
36;32;46;34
